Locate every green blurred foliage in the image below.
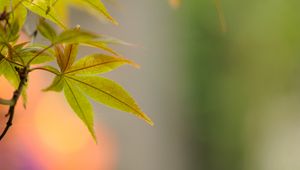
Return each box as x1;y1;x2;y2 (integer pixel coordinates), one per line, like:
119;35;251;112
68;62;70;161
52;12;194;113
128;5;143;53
177;0;300;170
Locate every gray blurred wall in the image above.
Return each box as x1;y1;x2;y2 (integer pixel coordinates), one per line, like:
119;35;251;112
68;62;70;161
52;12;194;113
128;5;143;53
70;1;189;170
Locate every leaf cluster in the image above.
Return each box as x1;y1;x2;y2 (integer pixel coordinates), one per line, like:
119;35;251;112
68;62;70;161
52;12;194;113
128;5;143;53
0;0;153;141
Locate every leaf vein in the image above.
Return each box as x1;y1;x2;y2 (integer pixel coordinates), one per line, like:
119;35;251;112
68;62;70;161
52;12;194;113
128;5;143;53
65;59;126;74
66;75;141;114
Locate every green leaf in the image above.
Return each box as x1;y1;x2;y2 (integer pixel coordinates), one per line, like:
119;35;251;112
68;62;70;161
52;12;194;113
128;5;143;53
0;0;10;11
0;0;27;43
0;58;20;89
43;75;65;92
0;27;7;43
37;19;57;42
66;75;153;125
10;0;28;31
14;45;55;64
64;79;97;141
0;56;5;76
98;37;135;46
13;42;30;50
41;65;63;91
81;40;119;55
29;54;54;64
51;0;69;25
7;20;20;42
65;54;136;75
22;0;66;29
48;0;117;25
82;0;117;25
70;0;117;25
54;29;98;44
0;21;19;43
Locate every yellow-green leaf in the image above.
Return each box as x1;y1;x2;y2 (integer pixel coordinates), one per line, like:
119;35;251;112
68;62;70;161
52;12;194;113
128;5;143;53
0;59;20;89
15;46;55;64
0;57;3;74
49;0;117;26
82;41;119;55
44;75;65;92
64;79;97;141
0;0;27;42
0;56;5;76
65;54;136;75
37;19;57;42
6;20;20;42
66;75;153;125
12;1;28;30
98;37;135;46
0;0;10;11
0;27;6;43
71;0;118;25
54;29;98;44
51;0;69;25
22;0;66;29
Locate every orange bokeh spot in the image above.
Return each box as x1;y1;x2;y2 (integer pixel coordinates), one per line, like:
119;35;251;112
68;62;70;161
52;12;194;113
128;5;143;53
34;93;90;154
0;71;117;170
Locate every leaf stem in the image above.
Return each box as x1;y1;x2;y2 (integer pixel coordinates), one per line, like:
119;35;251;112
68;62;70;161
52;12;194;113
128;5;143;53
26;44;54;66
6;43;25;64
0;67;28;141
0;53;24;67
29;67;59;75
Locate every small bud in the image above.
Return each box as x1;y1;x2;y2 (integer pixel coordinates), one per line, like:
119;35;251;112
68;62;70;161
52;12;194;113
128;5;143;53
75;25;81;30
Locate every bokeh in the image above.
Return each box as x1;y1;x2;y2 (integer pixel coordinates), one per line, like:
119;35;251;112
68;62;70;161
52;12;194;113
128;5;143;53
2;0;300;170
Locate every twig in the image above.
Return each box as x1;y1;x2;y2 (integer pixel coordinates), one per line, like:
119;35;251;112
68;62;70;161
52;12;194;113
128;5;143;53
0;67;28;141
0;98;14;106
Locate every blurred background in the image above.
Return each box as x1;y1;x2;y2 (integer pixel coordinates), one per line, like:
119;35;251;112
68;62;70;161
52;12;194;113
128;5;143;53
2;0;300;169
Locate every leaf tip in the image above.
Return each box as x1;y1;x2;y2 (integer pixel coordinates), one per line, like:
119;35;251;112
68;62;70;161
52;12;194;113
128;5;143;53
105;14;119;26
123;58;140;69
130;61;140;69
87;123;98;143
146;118;154;126
140;113;154;126
23;103;27;109
112;20;119;26
91;132;98;144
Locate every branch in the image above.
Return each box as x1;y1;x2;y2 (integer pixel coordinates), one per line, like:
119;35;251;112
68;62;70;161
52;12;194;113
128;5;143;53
0;67;28;141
